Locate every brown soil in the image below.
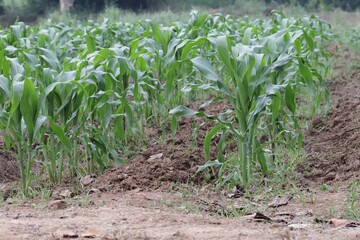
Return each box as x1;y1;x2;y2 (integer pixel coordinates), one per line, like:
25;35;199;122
298;49;360;185
95;100;231;193
1;189;360;240
0;150;19;184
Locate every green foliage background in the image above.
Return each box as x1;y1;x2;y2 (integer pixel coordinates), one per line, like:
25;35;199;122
0;0;360;17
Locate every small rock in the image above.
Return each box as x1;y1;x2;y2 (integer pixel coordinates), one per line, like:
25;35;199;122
51;191;62;200
60;190;75;198
330;218;360;228
88;188;100;195
80;175;96;187
147;153;163;163
49;200;68;210
3;188;17;202
288;224;311;230
82;229;98;238
61;230;78;238
268;194;292;208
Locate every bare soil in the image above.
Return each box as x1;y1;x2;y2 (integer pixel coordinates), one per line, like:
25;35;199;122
0;189;359;240
1;47;360;239
0;150;19;184
298;48;360;185
95;99;231;193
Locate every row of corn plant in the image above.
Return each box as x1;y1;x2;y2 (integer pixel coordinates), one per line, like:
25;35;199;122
170;12;331;187
0;11;331;194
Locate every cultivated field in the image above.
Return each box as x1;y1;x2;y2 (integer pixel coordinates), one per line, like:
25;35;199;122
0;9;359;240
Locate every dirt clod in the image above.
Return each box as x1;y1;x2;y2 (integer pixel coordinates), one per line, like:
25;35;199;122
60;190;75;199
268;195;292;208
80;175;97;187
0;150;19;183
95;101;230;193
48;200;68;210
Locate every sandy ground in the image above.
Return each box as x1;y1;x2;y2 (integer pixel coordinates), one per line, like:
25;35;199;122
0;188;359;240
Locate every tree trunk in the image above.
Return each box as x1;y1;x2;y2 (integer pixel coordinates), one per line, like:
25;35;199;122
60;0;75;14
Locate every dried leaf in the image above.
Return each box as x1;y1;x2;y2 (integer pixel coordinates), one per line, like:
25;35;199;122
88;188;100;194
244;213;273;222
226;185;244;198
81;229;98;238
62;231;78;238
254;212;273;222
147;153;163;162
268;194;292;208
330;218;360;228
48;200;68;210
213;196;226;208
288;224;312;230
272;212;295;224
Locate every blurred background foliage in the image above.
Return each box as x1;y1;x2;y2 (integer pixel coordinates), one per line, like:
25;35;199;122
0;0;359;25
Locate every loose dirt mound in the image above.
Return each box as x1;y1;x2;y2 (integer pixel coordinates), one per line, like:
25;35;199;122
299;66;360;184
97;59;360;191
0;150;19;183
95;101;231;192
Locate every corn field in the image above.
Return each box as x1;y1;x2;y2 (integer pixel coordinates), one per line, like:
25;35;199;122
0;11;331;195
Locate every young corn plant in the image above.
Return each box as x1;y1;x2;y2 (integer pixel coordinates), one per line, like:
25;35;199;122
0;12;331;194
171;15;331;187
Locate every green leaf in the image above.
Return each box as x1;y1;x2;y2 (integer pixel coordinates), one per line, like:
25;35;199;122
204;124;224;161
170;105;198;117
10;81;24;114
215;36;235;77
39;48;60;70
243;27;252;45
34;115;47;141
86;35;96;53
285;85;296;113
255;142;268;174
49;118;71;151
23;52;40;70
9;58;25;77
20;79;39;143
303;30;315;50
191;57;219;81
294;39;302;53
196;161;223;173
299;60;312;83
0;75;11;97
150;22;167;52
170;115;178;137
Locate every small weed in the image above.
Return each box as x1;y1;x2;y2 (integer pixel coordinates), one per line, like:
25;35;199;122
309;192;316;204
77;194;92;207
297;192;307;208
320;184;330;191
0;192;4;206
181;201;202;214
343;182;360;221
160;196;172;207
179;188;190;201
325;207;337;219
4;192;27;205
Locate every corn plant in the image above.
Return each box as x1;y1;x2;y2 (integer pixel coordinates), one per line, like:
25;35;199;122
171;13;331;187
0;11;331;194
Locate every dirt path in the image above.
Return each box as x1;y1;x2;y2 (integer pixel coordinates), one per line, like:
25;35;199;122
1;190;359;240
